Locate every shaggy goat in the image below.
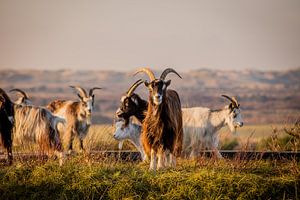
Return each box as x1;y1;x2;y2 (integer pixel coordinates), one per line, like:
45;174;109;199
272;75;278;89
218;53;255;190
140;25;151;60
9;88;32;106
182;95;243;158
0;88;14;164
9;88;66;140
47;86;101;153
135;67;183;170
116;79;148;126
113;119;146;161
0;88;64;165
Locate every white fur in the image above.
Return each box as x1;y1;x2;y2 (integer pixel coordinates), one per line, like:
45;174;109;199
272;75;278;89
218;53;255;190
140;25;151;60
113;120;146;161
182;106;243;158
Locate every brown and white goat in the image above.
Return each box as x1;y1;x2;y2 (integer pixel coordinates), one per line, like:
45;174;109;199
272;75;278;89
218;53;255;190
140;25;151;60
135;68;183;170
0;88;64;165
116;79;148;125
9;88;65;140
9;88;32;106
47;86;101;153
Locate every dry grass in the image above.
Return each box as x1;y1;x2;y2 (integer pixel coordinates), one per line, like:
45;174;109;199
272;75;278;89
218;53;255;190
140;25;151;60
0;156;299;200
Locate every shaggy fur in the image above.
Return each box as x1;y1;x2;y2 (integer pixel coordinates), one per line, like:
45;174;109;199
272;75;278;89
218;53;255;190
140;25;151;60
142;90;182;158
182;98;243;158
47;100;92;152
0;88;14;164
13;105;63;153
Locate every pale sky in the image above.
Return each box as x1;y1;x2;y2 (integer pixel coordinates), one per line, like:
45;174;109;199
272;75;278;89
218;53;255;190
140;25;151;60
0;0;300;71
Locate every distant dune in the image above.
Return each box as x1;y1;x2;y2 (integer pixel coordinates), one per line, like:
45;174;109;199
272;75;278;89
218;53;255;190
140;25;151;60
0;68;299;124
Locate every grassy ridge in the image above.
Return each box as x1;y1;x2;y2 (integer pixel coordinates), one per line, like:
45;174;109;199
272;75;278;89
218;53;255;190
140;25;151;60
0;157;299;200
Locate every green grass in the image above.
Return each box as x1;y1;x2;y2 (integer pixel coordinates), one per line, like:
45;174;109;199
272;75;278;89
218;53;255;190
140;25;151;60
0;157;299;200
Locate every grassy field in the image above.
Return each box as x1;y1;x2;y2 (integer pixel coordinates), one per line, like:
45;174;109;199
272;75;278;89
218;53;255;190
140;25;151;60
1;123;299;199
0;156;299;200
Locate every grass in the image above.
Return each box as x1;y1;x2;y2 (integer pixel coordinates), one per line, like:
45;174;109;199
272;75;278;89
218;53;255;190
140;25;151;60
0;156;299;200
1;122;299;199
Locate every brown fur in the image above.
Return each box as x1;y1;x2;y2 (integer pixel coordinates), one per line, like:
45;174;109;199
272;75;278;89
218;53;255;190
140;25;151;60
47;100;91;151
142;89;183;157
13;105;62;153
47;100;68;113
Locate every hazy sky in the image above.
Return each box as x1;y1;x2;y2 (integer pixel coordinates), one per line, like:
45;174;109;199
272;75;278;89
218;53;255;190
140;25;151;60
0;0;300;71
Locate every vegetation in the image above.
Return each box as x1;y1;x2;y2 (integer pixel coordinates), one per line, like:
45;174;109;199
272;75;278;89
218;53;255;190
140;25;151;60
0;156;299;200
2;121;298;199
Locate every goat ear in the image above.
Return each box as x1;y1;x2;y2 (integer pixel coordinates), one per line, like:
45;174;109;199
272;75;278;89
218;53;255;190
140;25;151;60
165;80;171;87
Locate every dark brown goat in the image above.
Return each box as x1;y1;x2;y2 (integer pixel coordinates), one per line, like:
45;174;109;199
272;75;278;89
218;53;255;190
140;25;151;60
116;79;148;126
0;88;14;165
135;68;183;170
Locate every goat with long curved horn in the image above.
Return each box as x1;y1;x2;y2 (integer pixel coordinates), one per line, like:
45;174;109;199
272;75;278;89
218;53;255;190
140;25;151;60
133;67;156;81
160;68;182;80
89;87;102;96
9;88;32;106
126;79;144;97
9;88;29;99
221;95;239;108
70;86;88;98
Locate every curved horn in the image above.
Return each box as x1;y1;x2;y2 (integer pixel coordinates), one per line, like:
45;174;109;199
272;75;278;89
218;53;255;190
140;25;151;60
160;68;182;80
9;88;29;99
89;87;102;96
126;79;144;97
221;95;239;108
70;86;88;98
133;67;155;81
231;96;239;108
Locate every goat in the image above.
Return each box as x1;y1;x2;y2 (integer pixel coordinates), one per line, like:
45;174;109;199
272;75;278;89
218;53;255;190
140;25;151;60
9;88;32;106
9;88;66;143
113;119;146;161
0;88;65;165
116;79;148;126
135;67;183;170
47;86;101;154
182;95;243;158
0;88;14;164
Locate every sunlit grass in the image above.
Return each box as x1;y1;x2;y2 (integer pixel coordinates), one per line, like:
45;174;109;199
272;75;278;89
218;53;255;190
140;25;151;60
0;156;298;199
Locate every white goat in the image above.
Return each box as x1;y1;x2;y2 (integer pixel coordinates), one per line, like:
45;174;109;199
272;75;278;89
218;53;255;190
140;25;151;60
182;95;243;158
113;120;146;161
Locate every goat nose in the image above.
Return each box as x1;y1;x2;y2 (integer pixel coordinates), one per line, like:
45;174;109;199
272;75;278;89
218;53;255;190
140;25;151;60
240;122;244;127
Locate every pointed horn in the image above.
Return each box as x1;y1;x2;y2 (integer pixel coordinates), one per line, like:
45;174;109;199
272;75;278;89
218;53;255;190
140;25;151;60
231;96;239;108
221;95;239;108
9;88;29;99
160;68;182;80
89;87;102;96
70;86;88;98
126;79;144;97
133;67;155;81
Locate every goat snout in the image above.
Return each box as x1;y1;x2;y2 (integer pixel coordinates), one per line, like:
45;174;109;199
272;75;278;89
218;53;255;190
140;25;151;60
235;122;244;128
